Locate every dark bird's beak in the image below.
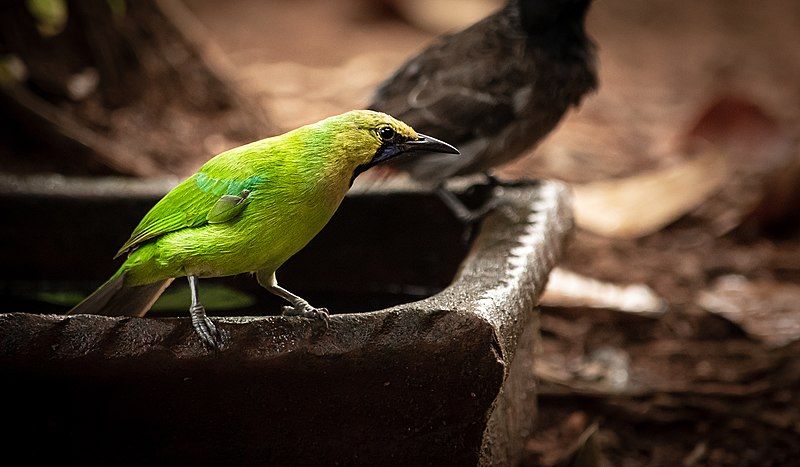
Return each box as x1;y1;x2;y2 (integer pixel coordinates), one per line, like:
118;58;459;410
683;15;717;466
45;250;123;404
403;133;460;155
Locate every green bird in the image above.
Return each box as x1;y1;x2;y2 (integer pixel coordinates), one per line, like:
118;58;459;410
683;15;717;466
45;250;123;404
68;110;459;348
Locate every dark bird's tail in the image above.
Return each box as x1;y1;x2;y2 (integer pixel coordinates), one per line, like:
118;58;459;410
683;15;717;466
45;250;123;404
68;271;173;317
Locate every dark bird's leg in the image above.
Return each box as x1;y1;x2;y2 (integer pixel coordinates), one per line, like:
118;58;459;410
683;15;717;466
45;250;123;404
435;173;502;224
436;185;499;223
257;271;330;329
188;275;222;349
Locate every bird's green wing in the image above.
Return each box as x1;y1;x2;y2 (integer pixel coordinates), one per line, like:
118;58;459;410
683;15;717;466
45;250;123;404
114;172;263;258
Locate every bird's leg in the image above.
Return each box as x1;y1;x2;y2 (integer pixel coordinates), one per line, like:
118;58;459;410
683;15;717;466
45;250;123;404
484;172;539;188
435;184;501;224
484;172;503;187
257;271;330;329
187;275;222;349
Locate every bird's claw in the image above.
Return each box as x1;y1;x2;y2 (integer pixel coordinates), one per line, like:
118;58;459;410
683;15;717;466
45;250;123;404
282;303;330;330
190;304;222;350
458;198;502;224
484;173;539;189
437;184;501;225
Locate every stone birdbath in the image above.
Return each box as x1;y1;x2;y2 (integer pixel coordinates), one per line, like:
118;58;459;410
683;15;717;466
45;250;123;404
0;175;572;465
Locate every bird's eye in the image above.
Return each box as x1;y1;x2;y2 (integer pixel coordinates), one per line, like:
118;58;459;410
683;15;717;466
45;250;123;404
378;126;396;141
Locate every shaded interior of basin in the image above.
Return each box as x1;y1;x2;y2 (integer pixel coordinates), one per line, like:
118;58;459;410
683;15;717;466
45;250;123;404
0;187;485;316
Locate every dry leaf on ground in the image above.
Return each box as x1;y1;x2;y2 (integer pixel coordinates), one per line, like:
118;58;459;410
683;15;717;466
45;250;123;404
572;151;728;238
697;275;800;348
541;267;666;316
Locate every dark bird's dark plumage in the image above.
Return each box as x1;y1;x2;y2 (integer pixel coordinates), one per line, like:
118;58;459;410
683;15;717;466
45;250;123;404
370;0;597;184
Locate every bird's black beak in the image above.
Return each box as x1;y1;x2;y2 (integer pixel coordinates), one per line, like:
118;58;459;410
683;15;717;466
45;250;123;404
403;133;460;155
352;133;460;186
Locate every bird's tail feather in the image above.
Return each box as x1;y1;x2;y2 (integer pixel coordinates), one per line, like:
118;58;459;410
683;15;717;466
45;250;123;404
68;271;173;317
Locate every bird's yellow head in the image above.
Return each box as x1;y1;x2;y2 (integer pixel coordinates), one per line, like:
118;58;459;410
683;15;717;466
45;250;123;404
311;110;459;184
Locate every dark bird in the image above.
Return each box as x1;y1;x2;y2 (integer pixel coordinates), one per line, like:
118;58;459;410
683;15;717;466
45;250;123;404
370;0;597;218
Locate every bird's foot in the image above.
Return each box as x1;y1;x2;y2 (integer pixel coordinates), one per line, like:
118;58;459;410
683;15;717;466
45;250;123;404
457;197;503;223
437;185;502;224
190;304;222;350
282;302;330;330
484;173;539;188
485;173;503;187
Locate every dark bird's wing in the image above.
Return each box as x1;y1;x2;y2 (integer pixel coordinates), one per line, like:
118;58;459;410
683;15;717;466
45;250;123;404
370;1;597;182
115;173;262;258
371;12;535;180
373;12;523;141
